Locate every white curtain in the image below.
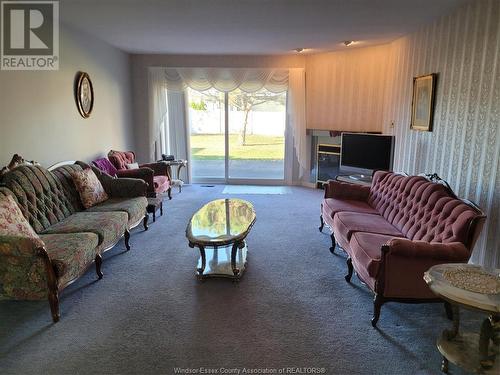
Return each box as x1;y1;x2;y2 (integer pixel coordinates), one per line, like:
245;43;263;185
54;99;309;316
161;67;289;93
287;68;308;180
148;69;168;161
166;90;190;182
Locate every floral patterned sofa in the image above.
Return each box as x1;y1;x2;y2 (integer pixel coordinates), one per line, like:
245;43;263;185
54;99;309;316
319;171;486;326
0;162;148;322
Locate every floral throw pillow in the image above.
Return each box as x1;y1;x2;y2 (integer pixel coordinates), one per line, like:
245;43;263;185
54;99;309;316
0;194;45;248
71;168;109;209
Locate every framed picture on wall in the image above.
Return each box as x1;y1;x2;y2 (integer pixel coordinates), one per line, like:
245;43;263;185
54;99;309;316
410;73;437;131
75;72;94;118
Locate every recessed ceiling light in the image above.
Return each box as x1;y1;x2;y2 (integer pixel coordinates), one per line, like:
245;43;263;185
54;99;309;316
343;41;354;46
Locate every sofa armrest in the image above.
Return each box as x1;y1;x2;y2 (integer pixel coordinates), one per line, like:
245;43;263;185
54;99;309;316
116;167;153;179
386;238;470;261
0;236;41;257
107;177;148;198
377;239;471;299
116;168;154;191
140;162;172;180
91;166;148;197
0;237;53;300
324;180;370;201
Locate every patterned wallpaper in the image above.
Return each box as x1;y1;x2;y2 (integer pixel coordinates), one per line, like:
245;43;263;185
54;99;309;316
382;0;500;267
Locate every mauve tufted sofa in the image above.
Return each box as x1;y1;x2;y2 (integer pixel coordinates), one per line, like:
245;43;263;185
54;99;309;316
319;171;486;327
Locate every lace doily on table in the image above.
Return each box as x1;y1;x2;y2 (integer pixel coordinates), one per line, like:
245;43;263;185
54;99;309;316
443;268;500;294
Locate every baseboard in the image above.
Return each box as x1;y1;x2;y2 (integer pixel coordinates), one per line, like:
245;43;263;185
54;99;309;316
299;181;316;188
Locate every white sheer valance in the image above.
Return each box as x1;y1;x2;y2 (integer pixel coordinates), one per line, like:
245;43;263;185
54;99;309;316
151;67;289;93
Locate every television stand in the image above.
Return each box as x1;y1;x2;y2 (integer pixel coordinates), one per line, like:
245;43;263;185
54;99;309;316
336;174;373;186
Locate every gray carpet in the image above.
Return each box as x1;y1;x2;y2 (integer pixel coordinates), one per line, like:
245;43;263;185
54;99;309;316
0;185;478;374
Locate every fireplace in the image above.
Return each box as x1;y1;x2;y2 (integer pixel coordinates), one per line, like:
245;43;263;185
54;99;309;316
316;144;341;187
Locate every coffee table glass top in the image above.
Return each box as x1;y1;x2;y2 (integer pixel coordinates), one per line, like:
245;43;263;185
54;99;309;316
186;199;256;246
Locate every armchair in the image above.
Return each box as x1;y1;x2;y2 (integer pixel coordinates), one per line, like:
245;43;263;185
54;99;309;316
93;158;157;197
101;152;172;199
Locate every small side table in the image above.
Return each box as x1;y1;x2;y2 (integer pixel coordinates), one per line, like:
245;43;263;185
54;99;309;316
147;197;163;223
158;159;188;192
424;264;500;374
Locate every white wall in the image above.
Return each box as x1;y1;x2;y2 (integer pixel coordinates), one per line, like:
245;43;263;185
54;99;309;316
0;23;134;167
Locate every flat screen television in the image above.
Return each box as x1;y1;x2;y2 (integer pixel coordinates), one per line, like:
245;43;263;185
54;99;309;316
340;133;395;177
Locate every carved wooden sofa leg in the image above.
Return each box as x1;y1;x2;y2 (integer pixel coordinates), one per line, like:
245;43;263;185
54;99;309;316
39;247;60;322
95;254;103;279
143;214;149;231
329;233;336;254
168;187;172;200
319;215;324;232
345;257;353;282
124;230;131;250
372;294;384;327
371;245;389;327
48;289;60;323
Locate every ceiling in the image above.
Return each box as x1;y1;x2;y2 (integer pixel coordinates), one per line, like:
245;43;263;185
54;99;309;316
60;0;466;55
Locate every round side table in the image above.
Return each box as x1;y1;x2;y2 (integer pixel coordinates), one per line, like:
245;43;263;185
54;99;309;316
424;264;500;374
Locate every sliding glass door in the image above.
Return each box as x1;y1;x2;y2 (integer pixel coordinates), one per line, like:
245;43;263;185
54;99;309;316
188;87;286;183
188;88;225;180
228;89;285;180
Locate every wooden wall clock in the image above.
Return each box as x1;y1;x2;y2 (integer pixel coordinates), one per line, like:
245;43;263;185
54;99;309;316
75;72;94;118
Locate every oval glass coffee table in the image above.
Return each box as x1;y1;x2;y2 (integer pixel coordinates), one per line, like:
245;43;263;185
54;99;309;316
186;199;256;280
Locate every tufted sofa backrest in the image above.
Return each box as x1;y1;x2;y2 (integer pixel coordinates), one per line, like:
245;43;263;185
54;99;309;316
50;164;85;212
0;165;78;233
0;187;15;201
368;171;481;246
108;150;136;171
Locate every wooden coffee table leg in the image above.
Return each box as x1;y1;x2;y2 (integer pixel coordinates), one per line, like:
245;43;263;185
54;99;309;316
231;242;240;277
197;245;206;277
